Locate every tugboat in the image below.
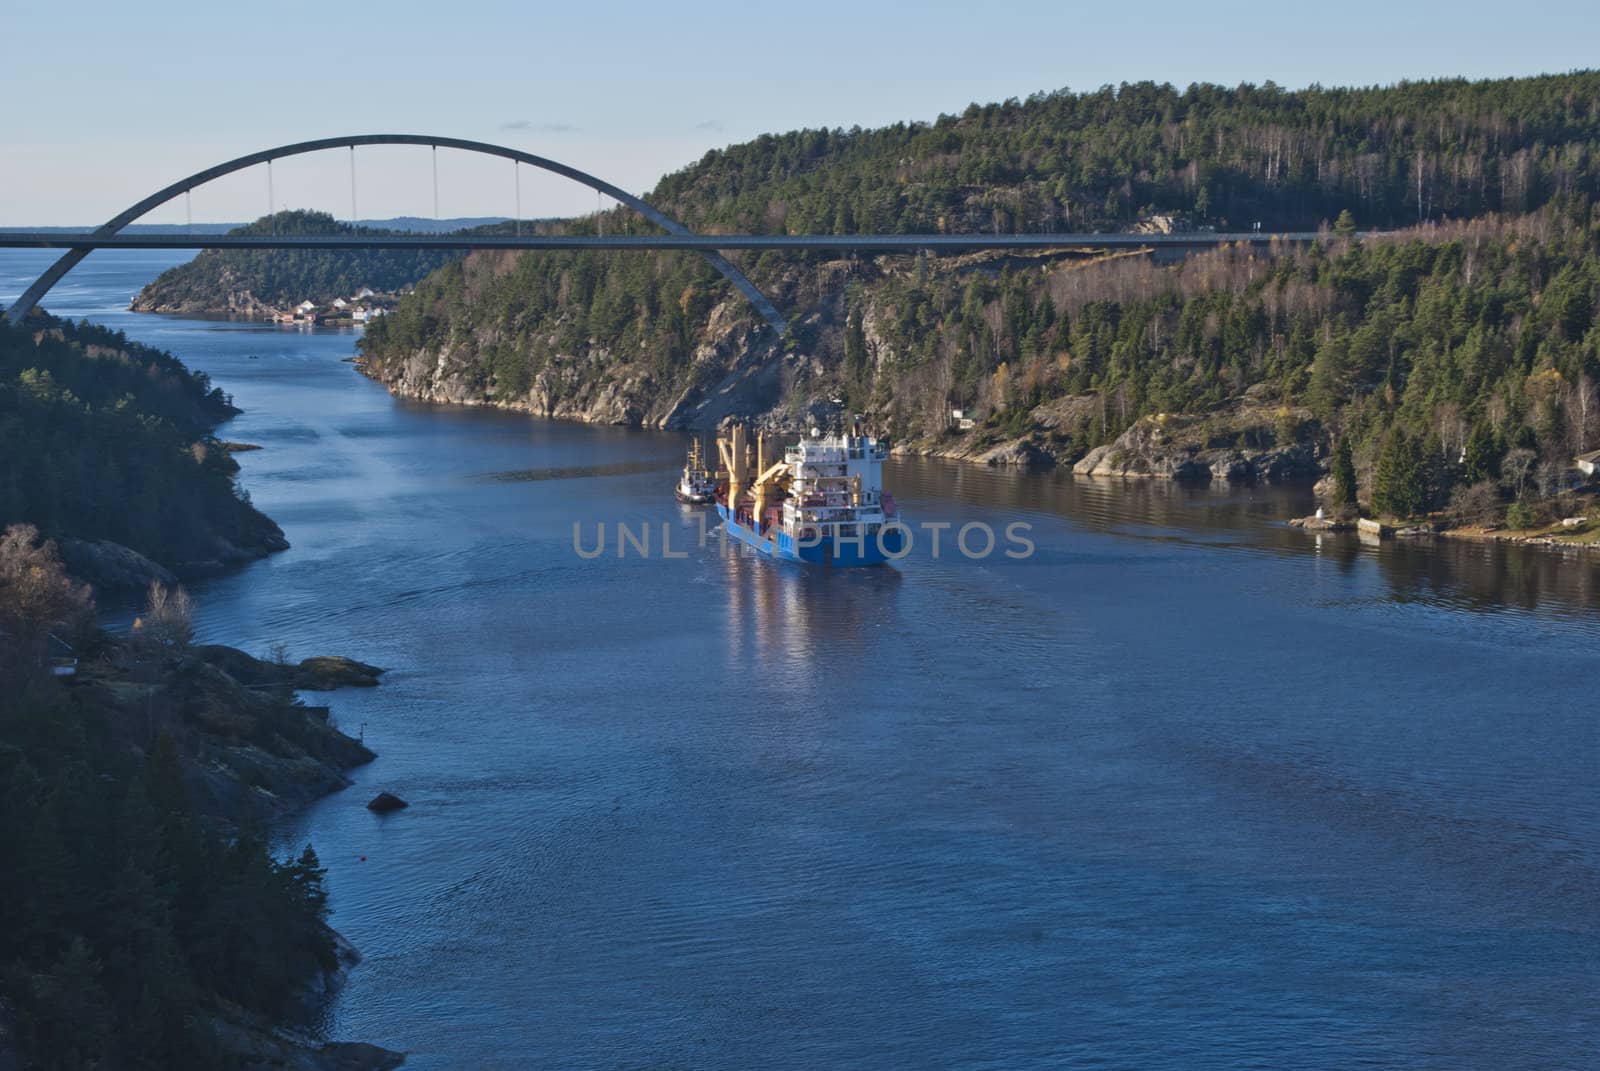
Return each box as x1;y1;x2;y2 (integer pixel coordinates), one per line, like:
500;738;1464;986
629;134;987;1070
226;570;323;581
714;423;904;566
674;438;718;504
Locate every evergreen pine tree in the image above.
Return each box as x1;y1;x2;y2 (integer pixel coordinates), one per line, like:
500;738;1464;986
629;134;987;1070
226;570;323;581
1462;422;1503;483
1333;438;1358;508
1372;428;1424;518
1420;432;1453;511
290;844;330;920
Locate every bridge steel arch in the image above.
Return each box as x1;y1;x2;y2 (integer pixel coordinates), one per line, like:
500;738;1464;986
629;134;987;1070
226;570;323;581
4;134;788;332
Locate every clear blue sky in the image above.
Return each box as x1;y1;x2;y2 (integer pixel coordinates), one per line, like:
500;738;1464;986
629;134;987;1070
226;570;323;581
3;0;1595;225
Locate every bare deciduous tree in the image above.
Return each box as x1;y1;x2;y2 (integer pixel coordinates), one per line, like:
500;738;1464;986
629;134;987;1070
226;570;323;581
1565;372;1598;455
0;524;93;677
135;582;194;652
1501;448;1538;498
1450;481;1503;526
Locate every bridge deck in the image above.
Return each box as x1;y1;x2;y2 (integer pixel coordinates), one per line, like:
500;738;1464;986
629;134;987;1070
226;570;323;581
0;231;1326;252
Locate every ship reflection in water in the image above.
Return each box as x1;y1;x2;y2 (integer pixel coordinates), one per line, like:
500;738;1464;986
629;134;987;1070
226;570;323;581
719;532;903;678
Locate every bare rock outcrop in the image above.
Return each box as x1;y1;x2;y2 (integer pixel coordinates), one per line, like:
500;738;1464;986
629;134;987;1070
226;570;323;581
1074;408;1322;483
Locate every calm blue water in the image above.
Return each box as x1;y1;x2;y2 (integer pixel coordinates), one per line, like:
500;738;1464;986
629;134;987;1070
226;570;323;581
6;251;1599;1069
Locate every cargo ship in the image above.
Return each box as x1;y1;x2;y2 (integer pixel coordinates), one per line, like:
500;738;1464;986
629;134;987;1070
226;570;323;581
674;438;717;504
714;423;904;565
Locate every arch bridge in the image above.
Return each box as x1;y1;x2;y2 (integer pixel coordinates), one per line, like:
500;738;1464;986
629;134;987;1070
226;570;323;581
3;134;788;331
2;134;1323;328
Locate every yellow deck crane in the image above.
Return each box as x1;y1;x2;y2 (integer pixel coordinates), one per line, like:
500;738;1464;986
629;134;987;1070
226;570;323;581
717;424;748;510
750;430;791;535
716;424;790;539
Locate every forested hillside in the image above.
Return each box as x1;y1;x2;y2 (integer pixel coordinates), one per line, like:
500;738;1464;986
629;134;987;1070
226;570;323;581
0;527;391;1070
0;313;286;581
130;210;462;315
360;71;1600;526
651;73;1600;235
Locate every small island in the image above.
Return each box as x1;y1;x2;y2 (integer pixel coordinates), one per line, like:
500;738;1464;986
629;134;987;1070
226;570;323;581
128;210;459;320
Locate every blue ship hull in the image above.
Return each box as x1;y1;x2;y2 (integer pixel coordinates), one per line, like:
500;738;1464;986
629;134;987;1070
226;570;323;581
717;504;903;566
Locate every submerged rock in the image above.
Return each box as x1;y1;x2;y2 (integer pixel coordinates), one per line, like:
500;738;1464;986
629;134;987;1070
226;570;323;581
313;1042;406;1070
1289;514;1357;532
209;1015;403;1071
367;792;408;813
295;656;385;690
194;647;384;691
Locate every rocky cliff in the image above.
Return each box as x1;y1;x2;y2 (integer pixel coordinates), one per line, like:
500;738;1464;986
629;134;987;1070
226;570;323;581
130;273;286;317
352;235;1358;491
1071;396;1322;483
356;292;800;429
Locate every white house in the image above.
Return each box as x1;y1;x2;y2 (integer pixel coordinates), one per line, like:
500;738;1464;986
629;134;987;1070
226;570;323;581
1577;449;1600;477
355;287;375;299
295;300;317;314
332;297;349;310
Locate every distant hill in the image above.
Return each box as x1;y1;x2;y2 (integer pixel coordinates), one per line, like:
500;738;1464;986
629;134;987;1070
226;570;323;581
354;215;511;233
128;210;476;315
650;71;1600;235
0;217;504;234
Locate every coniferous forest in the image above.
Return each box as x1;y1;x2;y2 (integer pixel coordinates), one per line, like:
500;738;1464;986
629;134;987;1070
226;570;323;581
130;211;464;314
0;317;377;1068
0;315;285;575
360;72;1600;528
0;525;367;1069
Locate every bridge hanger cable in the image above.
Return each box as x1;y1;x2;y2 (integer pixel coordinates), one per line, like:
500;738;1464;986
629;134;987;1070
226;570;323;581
0;134;789;334
514;161;522;238
432;146;439;221
349;146;358;226
184;191;191;235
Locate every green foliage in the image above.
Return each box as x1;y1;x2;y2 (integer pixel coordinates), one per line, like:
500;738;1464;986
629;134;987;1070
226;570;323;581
651;73;1600;236
0;655;335;1071
1506;499;1539;529
1462;422;1505;482
135;210;461;310
1373;428;1426;518
1333;438;1358;507
362;245;722;404
0;314;283;571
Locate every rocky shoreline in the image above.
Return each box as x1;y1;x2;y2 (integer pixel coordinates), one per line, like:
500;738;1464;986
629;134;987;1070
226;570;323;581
354;323;1328;487
352;331;1600;568
130;287;284;318
68;638;403;1068
58;527;290;592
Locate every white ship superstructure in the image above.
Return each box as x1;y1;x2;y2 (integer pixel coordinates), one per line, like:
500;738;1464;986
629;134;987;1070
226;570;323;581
780;431;896;546
714;423;903;565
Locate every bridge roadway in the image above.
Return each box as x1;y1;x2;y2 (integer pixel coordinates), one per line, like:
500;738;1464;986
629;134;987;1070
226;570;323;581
0;231;1325;252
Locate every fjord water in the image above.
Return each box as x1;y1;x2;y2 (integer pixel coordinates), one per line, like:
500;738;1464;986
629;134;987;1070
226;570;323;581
7;250;1598;1069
